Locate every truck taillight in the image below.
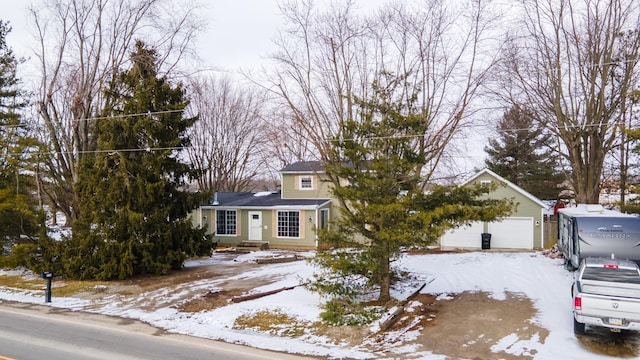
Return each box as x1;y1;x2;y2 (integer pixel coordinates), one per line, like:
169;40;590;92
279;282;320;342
604;264;619;269
575;296;582;310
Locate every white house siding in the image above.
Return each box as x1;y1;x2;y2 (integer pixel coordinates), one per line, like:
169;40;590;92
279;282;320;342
440;222;484;249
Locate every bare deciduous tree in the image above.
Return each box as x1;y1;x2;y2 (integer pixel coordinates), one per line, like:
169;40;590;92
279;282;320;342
268;0;501;185
262;108;317;170
30;0;203;224
499;0;640;203
186;76;268;192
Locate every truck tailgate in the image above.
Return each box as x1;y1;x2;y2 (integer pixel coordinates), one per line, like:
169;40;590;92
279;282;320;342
582;282;640;298
580;282;640;321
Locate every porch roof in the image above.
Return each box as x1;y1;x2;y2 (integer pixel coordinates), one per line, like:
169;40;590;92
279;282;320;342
203;191;330;210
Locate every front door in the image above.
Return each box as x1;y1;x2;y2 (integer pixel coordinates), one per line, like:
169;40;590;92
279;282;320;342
248;211;262;241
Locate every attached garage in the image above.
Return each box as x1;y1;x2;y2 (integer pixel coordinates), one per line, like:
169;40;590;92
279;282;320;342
439;169;548;250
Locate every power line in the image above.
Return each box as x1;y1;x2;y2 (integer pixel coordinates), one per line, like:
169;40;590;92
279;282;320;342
326;120;636;142
2;146;190;158
0;109;185;129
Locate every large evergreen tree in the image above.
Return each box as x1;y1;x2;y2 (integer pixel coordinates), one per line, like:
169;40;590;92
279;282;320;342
66;42;213;280
0;20;45;263
484;105;565;200
620;126;640;214
311;74;514;317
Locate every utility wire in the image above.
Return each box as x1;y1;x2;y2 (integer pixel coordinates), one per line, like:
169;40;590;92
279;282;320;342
0;109;185;129
1;120;636;158
327;121;636;142
1;146;190;158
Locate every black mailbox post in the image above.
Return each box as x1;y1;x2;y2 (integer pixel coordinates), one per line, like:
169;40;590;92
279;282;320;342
40;271;54;303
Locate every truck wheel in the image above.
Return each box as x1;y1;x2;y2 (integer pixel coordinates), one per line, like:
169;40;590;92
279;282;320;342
574;317;586;335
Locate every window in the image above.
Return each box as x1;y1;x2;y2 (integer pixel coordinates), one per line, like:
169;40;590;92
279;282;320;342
320;209;329;230
216;210;237;235
300;176;313;190
479;180;491;194
277;210;300;238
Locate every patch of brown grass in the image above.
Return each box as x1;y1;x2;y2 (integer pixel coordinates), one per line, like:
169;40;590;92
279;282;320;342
232;309;372;346
52;280;111;297
233;310;309;337
0;275;42;290
0;274;112;297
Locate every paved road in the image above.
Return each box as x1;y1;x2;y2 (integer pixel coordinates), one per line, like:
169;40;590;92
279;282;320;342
0;302;313;360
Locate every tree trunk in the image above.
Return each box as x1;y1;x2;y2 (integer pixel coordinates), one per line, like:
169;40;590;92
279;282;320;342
377;242;391;304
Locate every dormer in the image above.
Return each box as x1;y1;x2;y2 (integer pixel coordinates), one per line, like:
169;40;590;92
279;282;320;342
279;161;332;199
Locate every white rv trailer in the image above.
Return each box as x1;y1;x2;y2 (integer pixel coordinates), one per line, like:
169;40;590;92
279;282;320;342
557;204;640;270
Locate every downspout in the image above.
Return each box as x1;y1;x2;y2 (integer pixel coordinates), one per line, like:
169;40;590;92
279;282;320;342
541;209;545;249
315;207;319;248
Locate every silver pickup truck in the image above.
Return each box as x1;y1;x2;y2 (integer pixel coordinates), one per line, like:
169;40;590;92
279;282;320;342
572;257;640;335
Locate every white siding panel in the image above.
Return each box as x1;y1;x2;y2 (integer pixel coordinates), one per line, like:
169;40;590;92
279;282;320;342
488;217;533;249
441;222;484;248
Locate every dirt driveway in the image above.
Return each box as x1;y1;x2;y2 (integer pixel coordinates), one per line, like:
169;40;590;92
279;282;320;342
411;292;547;359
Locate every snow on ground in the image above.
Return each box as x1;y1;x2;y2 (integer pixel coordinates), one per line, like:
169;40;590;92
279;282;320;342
0;250;626;359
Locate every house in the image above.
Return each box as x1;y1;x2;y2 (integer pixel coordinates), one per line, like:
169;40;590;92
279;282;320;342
194;163;548;250
440;168;549;250
194;161;332;249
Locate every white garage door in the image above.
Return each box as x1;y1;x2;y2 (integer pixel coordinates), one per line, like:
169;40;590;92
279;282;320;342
488;217;533;249
441;222;483;249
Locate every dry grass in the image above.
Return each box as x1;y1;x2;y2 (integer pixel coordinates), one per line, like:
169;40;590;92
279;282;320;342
0;274;112;297
232;309;372;346
51;280;112;297
0;275;42;290
234;310;310;337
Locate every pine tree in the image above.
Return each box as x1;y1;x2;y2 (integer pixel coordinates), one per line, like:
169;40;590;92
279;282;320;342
67;42;213;280
311;73;514;318
0;20;45;265
620;126;640;214
484;105;565;200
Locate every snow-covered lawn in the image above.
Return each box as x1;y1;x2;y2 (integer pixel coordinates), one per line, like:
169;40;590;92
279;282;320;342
0;250;635;359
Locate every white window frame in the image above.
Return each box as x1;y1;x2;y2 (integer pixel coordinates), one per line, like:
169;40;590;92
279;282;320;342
277;210;300;238
299;175;313;190
215;209;237;236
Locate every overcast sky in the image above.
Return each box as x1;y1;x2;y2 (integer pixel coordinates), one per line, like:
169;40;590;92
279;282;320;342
1;0;288;75
1;0;387;77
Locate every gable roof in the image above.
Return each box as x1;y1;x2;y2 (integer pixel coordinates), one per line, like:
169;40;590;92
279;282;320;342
279;161;324;173
203;191;330;210
464;168;548;209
